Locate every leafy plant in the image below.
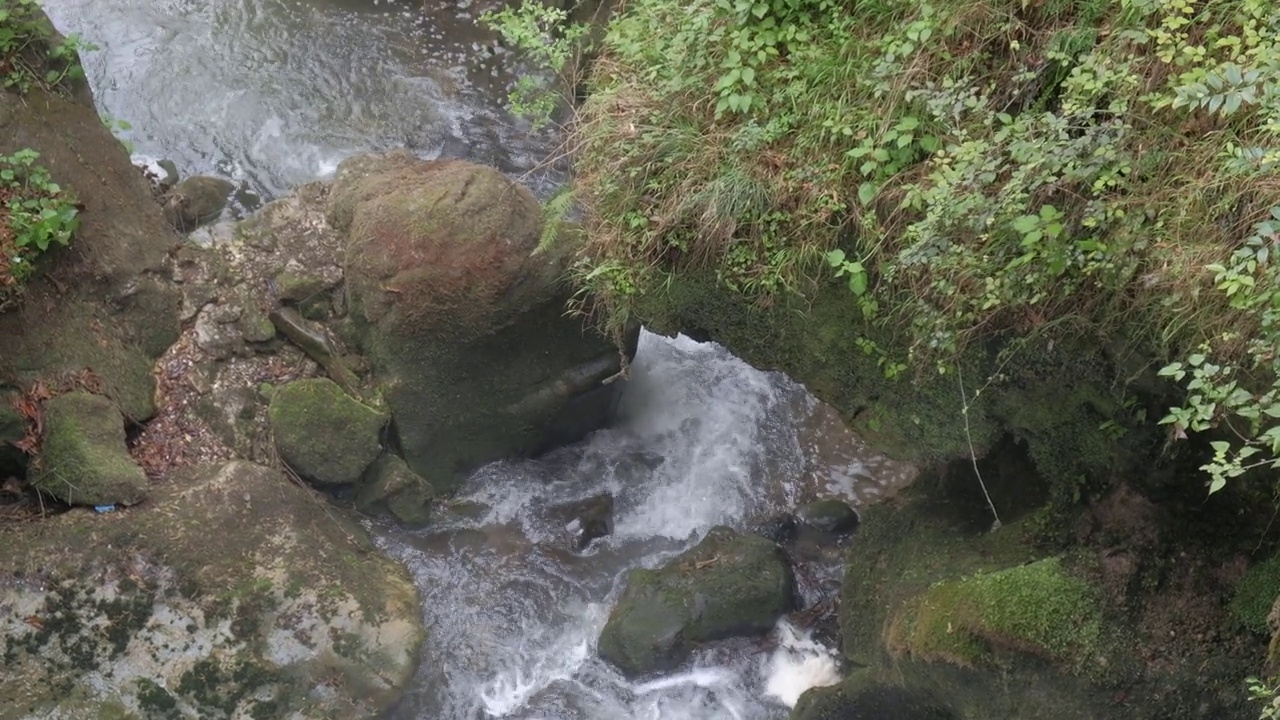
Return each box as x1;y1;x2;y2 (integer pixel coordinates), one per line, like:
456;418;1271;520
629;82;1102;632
1248;677;1280;720
1;149;80;304
0;0;96;94
480;2;588;128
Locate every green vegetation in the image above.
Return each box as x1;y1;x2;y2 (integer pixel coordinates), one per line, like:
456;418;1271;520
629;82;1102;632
488;0;1280;493
0;0;93;93
0;149;80;306
885;557;1102;668
1232;552;1280;633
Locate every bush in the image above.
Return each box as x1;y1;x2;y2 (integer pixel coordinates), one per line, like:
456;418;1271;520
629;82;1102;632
0;149;80;307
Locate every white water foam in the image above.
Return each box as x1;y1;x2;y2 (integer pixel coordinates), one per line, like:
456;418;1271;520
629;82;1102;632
762;619;843;708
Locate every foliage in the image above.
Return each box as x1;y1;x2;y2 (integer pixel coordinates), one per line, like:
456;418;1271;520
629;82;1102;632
1249;677;1280;720
541;0;1280;494
480;2;588;128
0;149;80;305
0;0;95;94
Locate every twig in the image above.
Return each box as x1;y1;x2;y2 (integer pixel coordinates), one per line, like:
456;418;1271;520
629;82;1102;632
959;368;1002;532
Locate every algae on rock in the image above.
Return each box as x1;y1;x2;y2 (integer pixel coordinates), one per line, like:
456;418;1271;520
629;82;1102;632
598;526;795;677
32;392;148;506
0;461;424;719
268;378;387;487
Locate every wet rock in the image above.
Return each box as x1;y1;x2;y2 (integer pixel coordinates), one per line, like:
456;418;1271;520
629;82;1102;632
31;392;148;506
796;498;859;536
0;461;424;719
598;526;796;677
334;151;636;491
746;512;799;544
134;154;179;195
162;175;235;231
268;378;386;486
553;493;614;550
357;454;434;526
792;682;957;720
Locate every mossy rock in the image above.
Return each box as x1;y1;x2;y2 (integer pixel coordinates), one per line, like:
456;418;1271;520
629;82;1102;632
162;175;235;232
31;392;148;506
0;461;424;719
597;526;795;677
268;378;386;486
885;557;1101;667
792;680;957;720
1230;553;1280;635
334;152;631;491
356;454;434;526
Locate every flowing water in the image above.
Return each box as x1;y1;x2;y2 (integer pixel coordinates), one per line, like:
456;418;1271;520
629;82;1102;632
41;2;919;716
42;0;563;203
377;332;915;719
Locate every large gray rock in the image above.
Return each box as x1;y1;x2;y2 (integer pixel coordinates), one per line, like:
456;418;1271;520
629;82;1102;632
162;175;235;232
333;151;636;491
0;461;424;719
268;378;386;486
598;527;796;677
31;392;148;506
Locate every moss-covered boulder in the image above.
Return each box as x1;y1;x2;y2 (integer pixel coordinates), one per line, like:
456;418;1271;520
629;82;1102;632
268;378;386;486
796;498;859;536
598;526;795;677
792;681;957;720
356;453;434;526
0;61;179;422
333;151;636;491
0;461;424;719
31;392;148;506
885;557;1101;667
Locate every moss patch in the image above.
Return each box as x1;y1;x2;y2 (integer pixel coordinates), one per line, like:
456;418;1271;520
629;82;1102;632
887;558;1101;668
1230;553;1280;635
32;392;148;506
268;378;386;486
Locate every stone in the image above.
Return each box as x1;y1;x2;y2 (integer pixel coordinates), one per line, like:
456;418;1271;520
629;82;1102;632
31;392;148;506
0;461;424;719
746;512;799;544
162;175;236;232
796;498;859;536
597;526;796;677
791;682;957;720
552;493;614;550
356;454;434;526
268;378;386;486
335;151;636;491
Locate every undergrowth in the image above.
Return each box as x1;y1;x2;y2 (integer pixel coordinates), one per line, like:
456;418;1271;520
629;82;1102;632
488;0;1280;494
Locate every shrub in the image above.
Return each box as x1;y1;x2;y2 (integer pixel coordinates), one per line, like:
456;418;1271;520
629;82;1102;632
0;149;80;306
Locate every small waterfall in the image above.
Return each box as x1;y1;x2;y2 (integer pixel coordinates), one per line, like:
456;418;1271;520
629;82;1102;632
375;332;913;719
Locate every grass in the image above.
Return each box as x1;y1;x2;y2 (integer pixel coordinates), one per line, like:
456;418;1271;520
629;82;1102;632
884;556;1102;668
564;0;1280;369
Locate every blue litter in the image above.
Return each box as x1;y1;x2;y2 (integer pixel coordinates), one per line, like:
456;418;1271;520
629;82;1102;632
94;505;116;514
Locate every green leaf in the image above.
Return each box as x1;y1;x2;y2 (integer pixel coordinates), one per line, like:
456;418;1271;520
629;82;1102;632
1208;476;1226;494
858;182;877;205
825;249;846;266
1011;215;1039;233
1210;440;1231;454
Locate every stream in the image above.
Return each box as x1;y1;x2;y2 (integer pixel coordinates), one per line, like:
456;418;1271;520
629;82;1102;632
39;1;916;717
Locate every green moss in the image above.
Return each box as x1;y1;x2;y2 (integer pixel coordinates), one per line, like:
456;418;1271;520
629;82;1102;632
268;378;387;486
32;392;149;506
1230;553;1280;634
887;558;1102;667
135;678;176;713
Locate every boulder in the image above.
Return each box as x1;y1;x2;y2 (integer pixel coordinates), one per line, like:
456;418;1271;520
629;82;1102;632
162;175;235;232
0;461;424;719
796;498;859;536
333;151;637;491
792;682;957;720
268;378;386;486
31;392;148;506
356;454;434;526
552;492;614;550
597;526;796;677
0;75;180;423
